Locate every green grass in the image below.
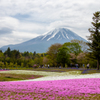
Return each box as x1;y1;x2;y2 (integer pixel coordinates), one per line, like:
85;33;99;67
31;67;80;72
0;73;43;81
5;67;81;72
5;67;34;70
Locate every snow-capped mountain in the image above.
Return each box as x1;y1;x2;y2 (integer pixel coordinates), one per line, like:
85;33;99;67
0;28;87;53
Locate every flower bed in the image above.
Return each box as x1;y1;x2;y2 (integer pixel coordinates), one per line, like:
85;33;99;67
0;78;100;100
0;70;9;71
0;70;81;76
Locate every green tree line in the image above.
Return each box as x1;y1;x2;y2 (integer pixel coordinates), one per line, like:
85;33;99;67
0;40;97;69
0;47;47;69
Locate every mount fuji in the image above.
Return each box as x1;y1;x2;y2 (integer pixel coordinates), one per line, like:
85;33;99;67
0;28;87;53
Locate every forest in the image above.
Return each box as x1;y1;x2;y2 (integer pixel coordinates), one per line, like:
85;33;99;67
0;40;97;69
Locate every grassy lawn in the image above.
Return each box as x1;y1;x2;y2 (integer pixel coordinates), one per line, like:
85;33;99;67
0;73;43;81
31;67;79;72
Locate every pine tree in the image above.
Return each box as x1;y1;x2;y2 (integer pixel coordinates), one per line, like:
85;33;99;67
87;11;100;70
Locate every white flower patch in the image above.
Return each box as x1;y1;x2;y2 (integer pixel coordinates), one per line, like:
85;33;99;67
24;73;100;81
1;70;100;82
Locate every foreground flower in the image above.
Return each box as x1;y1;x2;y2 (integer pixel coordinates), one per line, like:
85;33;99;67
0;78;100;100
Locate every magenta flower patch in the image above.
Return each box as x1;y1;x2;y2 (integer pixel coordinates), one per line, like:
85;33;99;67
0;70;8;71
0;78;100;99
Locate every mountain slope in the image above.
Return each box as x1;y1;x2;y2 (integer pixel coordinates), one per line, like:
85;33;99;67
0;28;87;53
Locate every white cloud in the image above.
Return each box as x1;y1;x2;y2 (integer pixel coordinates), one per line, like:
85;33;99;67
0;0;100;47
12;31;39;39
0;17;19;30
0;31;39;47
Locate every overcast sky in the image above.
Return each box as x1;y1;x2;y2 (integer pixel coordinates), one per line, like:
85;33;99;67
0;0;99;47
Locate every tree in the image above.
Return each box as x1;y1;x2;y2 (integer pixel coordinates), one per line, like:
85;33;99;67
11;50;21;59
5;62;9;68
28;59;34;67
43;57;49;65
87;11;100;70
47;43;62;67
23;51;30;59
9;62;13;68
14;62;17;68
0;50;2;53
4;47;11;57
0;52;4;61
69;53;76;64
21;62;24;67
63;42;82;56
34;57;43;66
33;51;36;56
71;39;88;53
57;46;70;67
0;61;4;68
76;53;86;66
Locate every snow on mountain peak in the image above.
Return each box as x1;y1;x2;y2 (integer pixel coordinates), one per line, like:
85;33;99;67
33;27;86;43
47;29;59;41
41;28;72;41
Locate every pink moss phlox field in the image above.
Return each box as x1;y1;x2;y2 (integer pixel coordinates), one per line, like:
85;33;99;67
0;78;100;99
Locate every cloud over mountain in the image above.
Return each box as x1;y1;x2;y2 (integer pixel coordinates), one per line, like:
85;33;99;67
0;28;87;53
0;0;99;48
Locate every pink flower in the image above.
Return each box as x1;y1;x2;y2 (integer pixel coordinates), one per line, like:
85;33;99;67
0;78;100;99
